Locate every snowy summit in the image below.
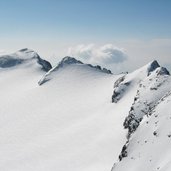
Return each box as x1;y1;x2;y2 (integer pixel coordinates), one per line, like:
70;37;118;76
0;48;52;71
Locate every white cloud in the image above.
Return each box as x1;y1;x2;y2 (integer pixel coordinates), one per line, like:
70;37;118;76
67;44;127;65
67;40;171;74
68;44;94;60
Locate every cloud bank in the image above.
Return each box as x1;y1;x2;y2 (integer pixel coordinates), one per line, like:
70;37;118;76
0;50;6;55
66;40;171;74
67;44;127;65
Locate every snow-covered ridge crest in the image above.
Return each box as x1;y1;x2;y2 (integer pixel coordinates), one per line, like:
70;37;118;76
123;65;170;137
112;60;169;103
111;60;171;167
38;56;112;85
0;48;52;71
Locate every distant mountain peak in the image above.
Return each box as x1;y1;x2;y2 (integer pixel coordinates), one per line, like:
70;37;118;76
48;56;112;74
18;48;32;52
16;48;39;59
38;56;112;85
47;56;83;73
0;48;52;71
61;56;83;65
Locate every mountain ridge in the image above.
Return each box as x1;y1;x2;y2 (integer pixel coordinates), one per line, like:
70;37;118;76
38;56;112;85
111;60;171;171
0;48;171;171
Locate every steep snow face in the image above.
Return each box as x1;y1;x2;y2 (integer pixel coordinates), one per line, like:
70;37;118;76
123;66;170;136
111;60;171;164
38;56;112;85
112;91;171;171
0;48;52;71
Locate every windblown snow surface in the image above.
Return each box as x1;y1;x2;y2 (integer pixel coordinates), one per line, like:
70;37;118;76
0;50;171;171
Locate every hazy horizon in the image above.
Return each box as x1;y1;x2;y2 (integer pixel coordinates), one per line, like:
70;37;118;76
0;0;171;73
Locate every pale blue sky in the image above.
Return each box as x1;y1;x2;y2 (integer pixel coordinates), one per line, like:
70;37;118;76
0;0;171;72
0;0;171;39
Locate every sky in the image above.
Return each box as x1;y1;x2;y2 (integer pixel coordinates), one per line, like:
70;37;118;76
0;0;171;73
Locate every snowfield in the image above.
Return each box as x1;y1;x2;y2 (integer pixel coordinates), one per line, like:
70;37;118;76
0;49;171;171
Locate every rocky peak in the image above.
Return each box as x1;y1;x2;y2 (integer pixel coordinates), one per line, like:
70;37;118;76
155;67;170;76
60;56;83;65
147;60;160;76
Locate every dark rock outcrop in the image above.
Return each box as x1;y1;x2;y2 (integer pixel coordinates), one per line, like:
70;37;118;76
147;60;160;76
156;67;170;76
36;56;52;71
111;75;130;103
118;141;129;161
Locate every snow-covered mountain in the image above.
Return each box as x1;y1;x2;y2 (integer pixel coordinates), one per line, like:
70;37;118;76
111;61;171;171
0;48;52;71
38;56;112;85
0;49;171;171
0;51;125;171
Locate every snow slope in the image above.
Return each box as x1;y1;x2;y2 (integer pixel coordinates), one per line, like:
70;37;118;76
0;54;134;171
